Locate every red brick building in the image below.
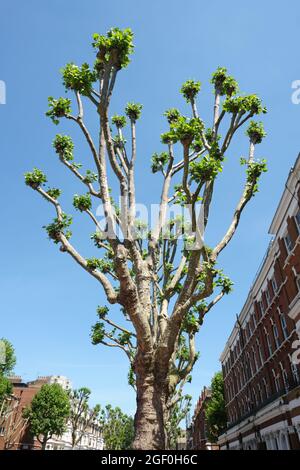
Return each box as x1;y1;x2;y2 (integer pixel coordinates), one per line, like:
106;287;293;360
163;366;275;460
218;155;300;450
0;376;48;449
190;387;219;450
0;376;72;450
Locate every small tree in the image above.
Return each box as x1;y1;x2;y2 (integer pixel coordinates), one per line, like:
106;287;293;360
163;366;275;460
26;27;267;449
0;338;16;376
24;383;70;449
68;387;100;448
0;339;15;420
100;405;134;450
166;392;191;449
205;372;227;443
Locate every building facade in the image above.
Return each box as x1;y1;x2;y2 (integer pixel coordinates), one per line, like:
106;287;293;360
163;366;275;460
0;376;103;450
218;155;300;450
190;387;219;450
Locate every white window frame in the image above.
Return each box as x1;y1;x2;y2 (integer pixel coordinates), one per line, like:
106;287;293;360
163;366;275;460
265;289;271;306
271;276;278;294
284;232;294;253
273;323;280;349
295;210;300;234
279;311;289;339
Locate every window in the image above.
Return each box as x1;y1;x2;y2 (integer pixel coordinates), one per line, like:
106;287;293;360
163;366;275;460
251;347;257;371
279;311;289;339
258;384;263;403
258;300;264;317
281;368;289;392
265;289;271;306
266;329;273;356
257;338;264;365
252;313;257;328
296;275;300;293
271;276;278;294
262;377;268;398
284;233;294;254
295;210;300;234
273;323;280;349
290;361;300;384
273;370;281;393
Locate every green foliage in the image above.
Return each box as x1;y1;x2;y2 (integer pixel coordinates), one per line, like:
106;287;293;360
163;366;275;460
182;312;200;334
53;134;74;161
169;116;204;145
190;155;222;183
0;376;12;406
223;94;267;115
211;67;238;96
112;114;127;128
90;321;106;345
180;79;201;103
61;63;96;96
83;169;98;184
96;305;109;319
205;372;227;443
242;158;268;196
164;108;181;125
246;121;266;144
151;152;170;173
92;27;134;69
91;231;106;248
46;188;61;199
23;383;70;447
25;168;47;189
100;405;134;450
86;257;102;271
128;366;135;388
46;97;72;124
166;394;192;449
44;213;72;244
0;338;16;376
215;271;234;294
68;387;100;448
125;102;142;122
73;193;92;212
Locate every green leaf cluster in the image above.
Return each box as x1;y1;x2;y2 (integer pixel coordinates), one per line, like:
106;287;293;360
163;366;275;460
211;67;238;96
125;102;142;122
61;63;96;95
180;79;201;102
190;155;222;183
53;134;74;161
246;121;266;144
44;213;72;243
90;321;106;345
223;94;267;115
73;193;92;212
46;97;72;124
112;114;127;128
46;188;61;199
92;27;134;69
164;108;181;125
151;152;170;173
25;168;47;189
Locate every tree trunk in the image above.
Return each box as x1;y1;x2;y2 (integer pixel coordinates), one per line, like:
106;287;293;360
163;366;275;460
132;370;166;450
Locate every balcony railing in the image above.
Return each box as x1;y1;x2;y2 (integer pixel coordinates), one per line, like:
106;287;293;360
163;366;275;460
225;376;300;431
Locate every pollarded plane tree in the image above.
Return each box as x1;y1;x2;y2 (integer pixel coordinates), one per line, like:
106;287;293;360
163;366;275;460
25;28;267;450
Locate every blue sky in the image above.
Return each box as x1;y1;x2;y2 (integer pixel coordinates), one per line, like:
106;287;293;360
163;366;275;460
1;0;300;416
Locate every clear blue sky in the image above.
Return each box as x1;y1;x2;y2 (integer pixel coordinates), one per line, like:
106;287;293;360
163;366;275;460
1;0;300;416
